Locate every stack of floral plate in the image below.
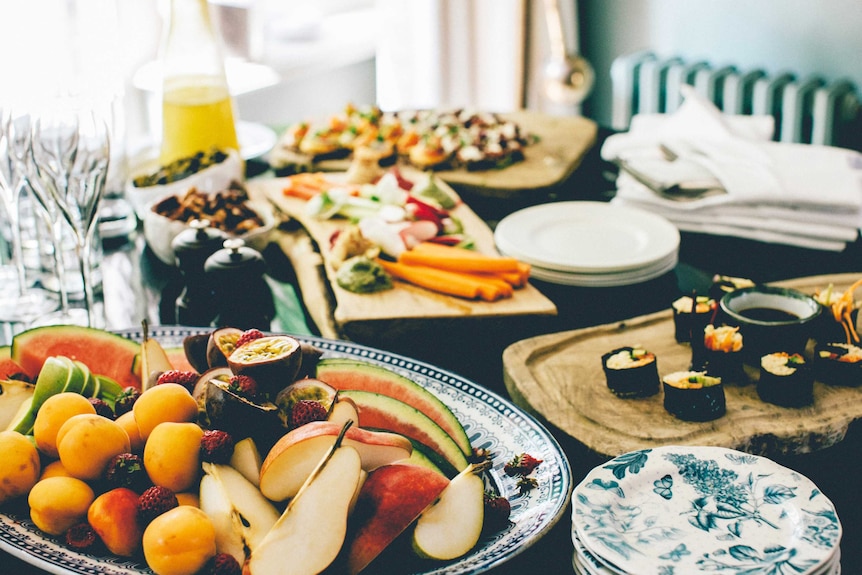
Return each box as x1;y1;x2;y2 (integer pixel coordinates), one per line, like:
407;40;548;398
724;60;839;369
571;445;842;575
493;202;680;287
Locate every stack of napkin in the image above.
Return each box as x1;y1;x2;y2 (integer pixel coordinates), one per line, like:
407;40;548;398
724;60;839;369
602;85;862;251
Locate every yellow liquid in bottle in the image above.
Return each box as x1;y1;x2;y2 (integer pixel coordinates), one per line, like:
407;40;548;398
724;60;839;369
160;79;239;165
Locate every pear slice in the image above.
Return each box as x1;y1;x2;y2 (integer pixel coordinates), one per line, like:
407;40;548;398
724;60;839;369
229;437;263;487
248;423;363;575
140;320;174;391
412;463;485;560
0;378;35;430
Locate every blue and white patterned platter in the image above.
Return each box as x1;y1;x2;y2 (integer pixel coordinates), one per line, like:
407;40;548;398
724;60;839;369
0;328;573;575
572;445;841;575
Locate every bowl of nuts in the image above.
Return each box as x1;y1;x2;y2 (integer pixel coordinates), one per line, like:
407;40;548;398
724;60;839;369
143;181;276;265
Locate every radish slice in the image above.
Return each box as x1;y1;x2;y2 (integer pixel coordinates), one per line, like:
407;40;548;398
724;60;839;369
399;220;439;249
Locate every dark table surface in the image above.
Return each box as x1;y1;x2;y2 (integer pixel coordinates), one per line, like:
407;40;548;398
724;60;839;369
4;133;862;574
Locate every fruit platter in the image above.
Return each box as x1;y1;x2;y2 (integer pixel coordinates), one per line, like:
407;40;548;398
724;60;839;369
0;325;572;575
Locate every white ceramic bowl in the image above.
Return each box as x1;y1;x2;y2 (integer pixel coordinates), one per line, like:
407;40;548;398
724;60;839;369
143;197;276;265
126;149;244;220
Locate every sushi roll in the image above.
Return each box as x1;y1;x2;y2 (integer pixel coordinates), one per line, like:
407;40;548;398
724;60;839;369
662;371;726;422
758;352;813;407
814;342;862;387
601;346;660;398
672;295;717;344
812;284;860;344
708;274;756;302
697;324;747;384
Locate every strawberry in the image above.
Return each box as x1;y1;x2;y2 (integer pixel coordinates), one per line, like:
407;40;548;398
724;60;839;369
227;374;258;398
504;452;543;477
89;397;115;420
516;476;539;495
114;386;141;416
65;521;99;552
483;493;511;532
288;399;328;429
204;552;242;575
105;453;150;493
200;429;235;464
138;486;179;524
156;370;199;391
235;328;265;349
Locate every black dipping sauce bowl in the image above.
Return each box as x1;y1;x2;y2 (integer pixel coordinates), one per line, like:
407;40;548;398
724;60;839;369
719;286;822;362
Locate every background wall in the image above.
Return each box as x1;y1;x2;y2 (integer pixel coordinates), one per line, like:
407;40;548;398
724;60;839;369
578;0;862;130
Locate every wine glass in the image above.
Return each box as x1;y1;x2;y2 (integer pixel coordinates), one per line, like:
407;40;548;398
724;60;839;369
0;107;59;323
29;106;110;328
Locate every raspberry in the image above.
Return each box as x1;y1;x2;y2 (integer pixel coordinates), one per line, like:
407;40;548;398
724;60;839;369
235;328;265;349
156;370;199;391
138;486;179;524
114;386;141;416
483;493;511;532
89;397;115;419
65;521;99;551
204;552;242;575
200;429;235;463
105;453;151;493
288;400;328;429
227;374;257;398
504;453;543;477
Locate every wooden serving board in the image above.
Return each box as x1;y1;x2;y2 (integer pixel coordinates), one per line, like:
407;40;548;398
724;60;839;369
276;111;598;198
251;176;557;333
503;273;862;458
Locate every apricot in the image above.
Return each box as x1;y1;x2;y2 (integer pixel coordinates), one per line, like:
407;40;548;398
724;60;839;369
133;383;199;440
39;460;72;480
57;414;131;481
144;421;203;492
0;430;41;505
87;488;144;557
33;392;97;459
115;410;145;453
28;476;94;536
175;492;200;508
142;506;216;575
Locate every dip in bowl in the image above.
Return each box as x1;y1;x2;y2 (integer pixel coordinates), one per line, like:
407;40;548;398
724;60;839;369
719;285;821;362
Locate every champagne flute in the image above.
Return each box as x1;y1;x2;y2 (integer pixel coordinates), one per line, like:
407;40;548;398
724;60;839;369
0;108;59;323
29;106;110;327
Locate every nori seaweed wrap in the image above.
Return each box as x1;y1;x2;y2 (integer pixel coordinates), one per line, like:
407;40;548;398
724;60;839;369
662;371;726;422
698;324;747;384
601;346;660;398
758;352;814;407
814;342;862;387
672;295;716;344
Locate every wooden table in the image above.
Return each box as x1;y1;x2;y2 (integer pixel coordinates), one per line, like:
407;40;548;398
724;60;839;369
503;273;862;458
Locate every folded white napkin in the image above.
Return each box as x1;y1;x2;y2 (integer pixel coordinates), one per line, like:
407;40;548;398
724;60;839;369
603;85;862;250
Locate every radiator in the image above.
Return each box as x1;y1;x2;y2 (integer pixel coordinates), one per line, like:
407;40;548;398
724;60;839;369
610;50;861;147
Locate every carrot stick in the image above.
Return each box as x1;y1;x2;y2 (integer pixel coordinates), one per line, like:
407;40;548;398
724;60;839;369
377;259;510;301
400;242;522;273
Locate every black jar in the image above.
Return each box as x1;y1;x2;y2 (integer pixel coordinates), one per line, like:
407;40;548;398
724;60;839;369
172;219;227;326
204;238;274;330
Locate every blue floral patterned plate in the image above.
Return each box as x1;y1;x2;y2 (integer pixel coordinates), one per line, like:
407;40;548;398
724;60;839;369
572;445;841;575
0;328;572;575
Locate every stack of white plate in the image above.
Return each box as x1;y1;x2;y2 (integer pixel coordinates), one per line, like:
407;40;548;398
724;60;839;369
571;445;842;575
494;201;680;287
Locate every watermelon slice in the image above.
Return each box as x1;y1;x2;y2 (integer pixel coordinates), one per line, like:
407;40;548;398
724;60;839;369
0;345;30;382
315;358;472;456
11;325;142;390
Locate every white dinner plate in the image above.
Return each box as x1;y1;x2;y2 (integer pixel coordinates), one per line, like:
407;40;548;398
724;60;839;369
521;250;678;287
0;327;573;575
572;445;841;575
237;121;278;160
494;202;680;274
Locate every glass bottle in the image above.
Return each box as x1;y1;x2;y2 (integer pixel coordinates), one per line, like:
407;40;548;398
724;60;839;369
158;0;240;166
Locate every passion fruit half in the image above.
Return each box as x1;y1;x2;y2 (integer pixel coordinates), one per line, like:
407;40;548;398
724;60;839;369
206;327;243;368
274;378;338;428
227;335;303;399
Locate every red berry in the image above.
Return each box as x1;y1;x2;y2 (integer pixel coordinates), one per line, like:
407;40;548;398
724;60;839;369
138;486;179;524
288;400;328;429
235;328;265;349
65;521;99;551
114;386;141;416
89;397;115;419
227;374;258;398
105;453;150;493
156;370;199;391
200;429;235;463
504;452;543;476
204;552;242;575
483;493;511;532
